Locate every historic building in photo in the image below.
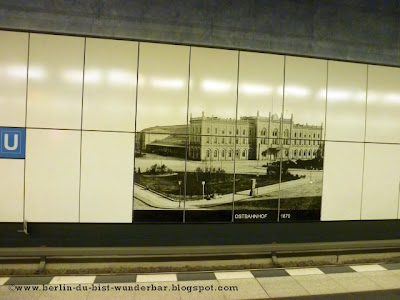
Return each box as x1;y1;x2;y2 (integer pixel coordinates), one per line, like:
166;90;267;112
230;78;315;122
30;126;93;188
135;125;187;158
136;112;323;162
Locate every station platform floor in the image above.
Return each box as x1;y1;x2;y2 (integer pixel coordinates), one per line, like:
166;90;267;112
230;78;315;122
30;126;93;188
1;263;400;299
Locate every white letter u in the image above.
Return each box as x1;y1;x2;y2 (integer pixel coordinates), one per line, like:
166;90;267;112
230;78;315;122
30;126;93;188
4;134;18;151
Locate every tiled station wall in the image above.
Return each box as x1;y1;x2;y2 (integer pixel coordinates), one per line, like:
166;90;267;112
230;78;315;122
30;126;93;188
0;30;399;223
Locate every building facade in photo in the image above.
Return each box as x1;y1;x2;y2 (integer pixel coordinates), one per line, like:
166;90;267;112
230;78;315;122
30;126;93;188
137;112;323;162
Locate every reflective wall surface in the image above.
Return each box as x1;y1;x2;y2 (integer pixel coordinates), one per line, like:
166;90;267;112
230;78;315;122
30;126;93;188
1;30;400;223
0;31;28;127
26;34;85;130
82;38;138;132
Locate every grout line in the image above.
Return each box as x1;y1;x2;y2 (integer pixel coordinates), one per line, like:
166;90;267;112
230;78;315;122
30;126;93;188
232;50;240;222
183;46;192;222
132;42;140;219
320;60;329;221
323;60;328;141
78;37;87;223
359;64;369;220
22;32;30;224
12;127;400;147
277;55;287;222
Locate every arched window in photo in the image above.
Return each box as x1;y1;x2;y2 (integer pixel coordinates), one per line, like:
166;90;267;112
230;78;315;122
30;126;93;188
261;128;266;136
222;149;225;158
229;149;232;158
214;149;218;158
206;149;210;158
236;149;240;158
242;149;246;158
284;129;289;145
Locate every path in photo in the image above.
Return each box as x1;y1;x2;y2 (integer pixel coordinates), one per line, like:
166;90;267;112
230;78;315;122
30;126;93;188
134;169;322;210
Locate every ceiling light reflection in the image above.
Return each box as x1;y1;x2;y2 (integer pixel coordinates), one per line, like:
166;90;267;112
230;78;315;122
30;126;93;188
384;93;400;104
241;83;272;95
6;65;27;79
285;85;310;97
150;78;185;89
317;89;327;99
62;69;83;83
85;69;103;84
328;90;351;101
28;66;47;80
201;80;231;92
108;70;136;86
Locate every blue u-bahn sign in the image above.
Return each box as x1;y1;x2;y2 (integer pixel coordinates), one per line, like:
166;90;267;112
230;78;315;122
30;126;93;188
0;127;26;159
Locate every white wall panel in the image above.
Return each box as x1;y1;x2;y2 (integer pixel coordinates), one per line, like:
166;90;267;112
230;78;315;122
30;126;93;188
238;51;284;118
25;129;81;222
83;38;138;132
0;159;24;222
136;42;189;132
189;47;238;119
321;142;364;221
366;65;400;144
0;31;28;127
284;56;327;131
80;131;134;223
325;61;367;142
27;34;84;129
361;144;400;220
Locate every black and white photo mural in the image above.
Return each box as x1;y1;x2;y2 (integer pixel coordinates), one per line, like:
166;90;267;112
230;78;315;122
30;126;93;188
133;45;327;223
